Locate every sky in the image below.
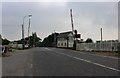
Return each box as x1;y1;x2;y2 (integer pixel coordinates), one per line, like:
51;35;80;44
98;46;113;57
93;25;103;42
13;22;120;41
1;0;119;42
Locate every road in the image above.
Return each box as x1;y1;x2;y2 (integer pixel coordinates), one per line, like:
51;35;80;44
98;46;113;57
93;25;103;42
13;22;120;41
2;47;120;76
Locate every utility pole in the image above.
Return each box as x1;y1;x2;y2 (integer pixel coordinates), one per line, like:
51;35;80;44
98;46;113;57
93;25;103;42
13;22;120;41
54;30;56;47
101;28;103;42
33;32;36;47
28;18;31;48
22;14;32;49
70;9;76;50
70;9;74;33
100;28;103;51
22;24;25;49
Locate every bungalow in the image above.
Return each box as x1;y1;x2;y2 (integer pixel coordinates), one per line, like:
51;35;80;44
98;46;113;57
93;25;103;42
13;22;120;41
57;31;74;48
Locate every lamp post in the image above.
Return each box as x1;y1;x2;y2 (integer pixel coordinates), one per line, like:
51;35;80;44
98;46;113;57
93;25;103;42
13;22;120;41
22;14;32;49
28;15;32;48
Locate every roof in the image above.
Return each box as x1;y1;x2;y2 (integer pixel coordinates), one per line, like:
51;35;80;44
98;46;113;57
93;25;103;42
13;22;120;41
57;31;73;38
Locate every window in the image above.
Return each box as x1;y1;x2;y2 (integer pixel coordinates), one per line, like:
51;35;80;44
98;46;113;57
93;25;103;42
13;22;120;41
64;43;66;46
61;43;63;46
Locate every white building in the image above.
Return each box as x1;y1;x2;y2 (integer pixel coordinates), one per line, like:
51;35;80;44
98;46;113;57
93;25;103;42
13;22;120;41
57;31;74;48
8;42;23;49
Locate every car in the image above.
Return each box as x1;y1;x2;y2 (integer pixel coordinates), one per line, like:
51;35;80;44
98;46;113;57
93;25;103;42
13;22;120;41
0;45;4;54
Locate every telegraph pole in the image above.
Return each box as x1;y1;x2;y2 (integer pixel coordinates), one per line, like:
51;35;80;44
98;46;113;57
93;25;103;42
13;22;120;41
33;32;36;47
70;9;76;50
22;14;32;49
100;28;103;51
22;24;25;49
28;18;30;40
54;30;56;47
70;9;74;33
28;18;31;48
101;28;103;42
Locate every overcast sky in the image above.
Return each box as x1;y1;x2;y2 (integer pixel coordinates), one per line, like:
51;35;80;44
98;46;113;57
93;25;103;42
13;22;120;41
2;0;119;41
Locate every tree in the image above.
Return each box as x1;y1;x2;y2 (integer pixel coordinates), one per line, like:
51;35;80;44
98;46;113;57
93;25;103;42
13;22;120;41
0;34;10;45
2;38;10;45
42;34;54;47
41;33;59;47
28;32;41;47
85;38;93;43
12;32;41;47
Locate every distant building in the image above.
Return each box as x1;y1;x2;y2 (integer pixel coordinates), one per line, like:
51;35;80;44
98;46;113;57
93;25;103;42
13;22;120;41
8;42;23;49
57;31;74;48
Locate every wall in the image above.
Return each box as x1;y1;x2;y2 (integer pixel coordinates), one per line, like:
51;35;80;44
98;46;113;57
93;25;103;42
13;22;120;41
57;37;74;48
17;44;23;49
8;43;23;49
68;37;74;48
57;40;67;48
76;42;120;52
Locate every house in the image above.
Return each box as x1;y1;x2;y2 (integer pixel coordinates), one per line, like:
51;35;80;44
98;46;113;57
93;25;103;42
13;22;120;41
57;31;74;48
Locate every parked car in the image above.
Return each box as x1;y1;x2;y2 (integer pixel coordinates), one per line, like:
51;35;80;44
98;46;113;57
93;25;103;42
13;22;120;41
0;45;4;55
0;45;8;54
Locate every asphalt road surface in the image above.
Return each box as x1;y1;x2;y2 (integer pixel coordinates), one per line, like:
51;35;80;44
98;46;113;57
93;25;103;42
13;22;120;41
2;47;120;76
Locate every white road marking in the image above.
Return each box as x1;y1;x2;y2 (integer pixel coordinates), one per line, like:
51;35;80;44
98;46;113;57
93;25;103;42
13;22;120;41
52;48;119;59
30;64;33;68
50;49;120;59
44;48;51;50
73;51;120;59
53;51;120;72
50;48;119;59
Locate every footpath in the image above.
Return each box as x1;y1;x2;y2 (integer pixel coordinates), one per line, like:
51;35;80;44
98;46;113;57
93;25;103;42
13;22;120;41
2;50;30;76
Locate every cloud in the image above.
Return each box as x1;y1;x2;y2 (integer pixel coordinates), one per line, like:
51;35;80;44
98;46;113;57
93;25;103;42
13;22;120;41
2;2;118;41
63;2;118;41
0;2;2;35
1;0;119;2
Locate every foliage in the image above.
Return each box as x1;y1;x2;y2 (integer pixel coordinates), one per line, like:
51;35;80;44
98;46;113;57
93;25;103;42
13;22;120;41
0;32;60;47
12;32;41;47
85;38;93;43
25;32;41;47
2;38;10;45
38;33;59;47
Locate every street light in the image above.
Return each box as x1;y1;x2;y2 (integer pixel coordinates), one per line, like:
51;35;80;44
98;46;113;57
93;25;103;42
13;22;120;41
28;14;32;48
22;14;32;49
28;14;32;17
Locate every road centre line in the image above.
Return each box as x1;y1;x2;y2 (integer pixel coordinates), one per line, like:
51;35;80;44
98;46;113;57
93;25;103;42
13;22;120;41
53;51;120;72
30;64;33;68
43;48;119;71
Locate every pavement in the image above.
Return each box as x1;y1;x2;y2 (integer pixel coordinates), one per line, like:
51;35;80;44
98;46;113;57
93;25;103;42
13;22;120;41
2;47;120;76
